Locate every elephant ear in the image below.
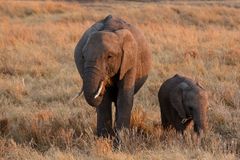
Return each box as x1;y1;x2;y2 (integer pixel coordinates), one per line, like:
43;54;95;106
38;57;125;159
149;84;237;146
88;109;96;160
170;82;190;119
115;29;137;80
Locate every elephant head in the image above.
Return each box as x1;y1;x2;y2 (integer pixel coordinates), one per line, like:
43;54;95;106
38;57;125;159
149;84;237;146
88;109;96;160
81;29;137;107
170;82;208;135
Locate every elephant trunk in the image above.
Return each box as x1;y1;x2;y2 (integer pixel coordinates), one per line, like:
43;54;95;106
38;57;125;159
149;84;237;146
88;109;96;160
83;68;105;107
193;107;207;136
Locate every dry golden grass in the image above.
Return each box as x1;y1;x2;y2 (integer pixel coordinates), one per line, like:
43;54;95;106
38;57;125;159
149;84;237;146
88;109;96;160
0;1;240;159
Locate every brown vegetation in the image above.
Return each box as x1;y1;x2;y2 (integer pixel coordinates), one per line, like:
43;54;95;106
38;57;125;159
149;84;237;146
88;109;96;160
0;1;239;159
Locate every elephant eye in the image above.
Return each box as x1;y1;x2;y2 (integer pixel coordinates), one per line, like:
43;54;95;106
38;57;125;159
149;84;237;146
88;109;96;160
107;55;113;60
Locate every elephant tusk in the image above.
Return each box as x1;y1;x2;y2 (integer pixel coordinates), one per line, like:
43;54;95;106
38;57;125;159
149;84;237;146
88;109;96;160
94;81;104;99
181;118;188;124
181;116;192;124
71;87;83;101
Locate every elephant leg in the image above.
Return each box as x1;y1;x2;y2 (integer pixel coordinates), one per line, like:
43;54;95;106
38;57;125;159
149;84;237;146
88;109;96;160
161;113;170;129
115;70;135;130
115;89;134;130
113;87;134;149
113;101;118;127
96;90;113;137
112;101;120;149
113;69;136;149
160;102;171;129
115;75;134;130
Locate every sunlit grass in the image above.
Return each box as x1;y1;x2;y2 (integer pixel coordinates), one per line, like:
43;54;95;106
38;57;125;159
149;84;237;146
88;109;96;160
0;1;239;159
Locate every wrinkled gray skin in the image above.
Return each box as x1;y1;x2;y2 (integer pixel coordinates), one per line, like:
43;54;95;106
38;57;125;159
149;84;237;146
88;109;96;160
158;74;208;136
74;15;151;138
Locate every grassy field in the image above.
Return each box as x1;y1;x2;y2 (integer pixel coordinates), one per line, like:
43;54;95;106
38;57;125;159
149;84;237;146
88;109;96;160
0;1;240;159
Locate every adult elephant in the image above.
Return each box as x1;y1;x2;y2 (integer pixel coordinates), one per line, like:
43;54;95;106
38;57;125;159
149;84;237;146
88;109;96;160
74;15;151;137
158;74;208;136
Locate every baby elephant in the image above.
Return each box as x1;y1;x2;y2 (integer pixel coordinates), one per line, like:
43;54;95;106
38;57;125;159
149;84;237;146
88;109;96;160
158;74;208;135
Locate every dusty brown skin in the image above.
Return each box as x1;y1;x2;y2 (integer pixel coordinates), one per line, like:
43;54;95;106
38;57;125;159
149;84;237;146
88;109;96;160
74;15;151;137
158;74;208;135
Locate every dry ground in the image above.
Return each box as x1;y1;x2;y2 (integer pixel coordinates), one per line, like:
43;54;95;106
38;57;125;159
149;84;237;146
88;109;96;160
0;1;240;159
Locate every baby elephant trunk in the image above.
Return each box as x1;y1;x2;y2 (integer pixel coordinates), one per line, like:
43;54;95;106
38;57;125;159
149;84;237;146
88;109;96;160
193;106;207;136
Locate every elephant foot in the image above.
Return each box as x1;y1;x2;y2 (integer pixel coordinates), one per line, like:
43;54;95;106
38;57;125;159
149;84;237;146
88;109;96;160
112;133;122;151
97;128;114;138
